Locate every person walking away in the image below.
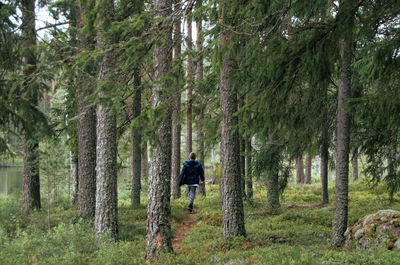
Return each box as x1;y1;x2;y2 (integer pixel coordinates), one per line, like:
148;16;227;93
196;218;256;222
178;152;204;213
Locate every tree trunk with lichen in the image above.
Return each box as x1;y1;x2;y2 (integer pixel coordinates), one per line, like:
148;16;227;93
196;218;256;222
131;68;142;207
77;0;97;220
305;153;312;184
21;0;41;214
331;0;355;247
171;0;182;199
219;4;246;237
145;0;173;258
94;0;118;241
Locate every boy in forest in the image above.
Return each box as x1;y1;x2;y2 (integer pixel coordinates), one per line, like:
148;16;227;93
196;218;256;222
178;152;205;213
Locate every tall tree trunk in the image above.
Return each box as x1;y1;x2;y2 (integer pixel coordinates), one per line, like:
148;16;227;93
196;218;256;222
266;138;280;211
331;0;355;247
185;7;193;159
77;0;97;219
245;139;253;201
320;135;329;204
146;0;173;257
195;17;206;197
131;68;142;206
219;4;246;237
94;0;118;241
141;143;149;181
21;0;41;214
70;151;79;204
240;138;246;198
171;0;182;199
296;155;305;184
351;150;358;181
305;153;312;184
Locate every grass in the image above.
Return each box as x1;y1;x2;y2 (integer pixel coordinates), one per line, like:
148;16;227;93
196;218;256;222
1;179;400;264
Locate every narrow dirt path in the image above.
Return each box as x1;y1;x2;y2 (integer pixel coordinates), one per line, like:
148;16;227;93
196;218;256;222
172;213;196;253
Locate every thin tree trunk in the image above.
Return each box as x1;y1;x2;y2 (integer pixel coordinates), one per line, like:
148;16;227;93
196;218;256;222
305;153;312;184
196;120;206;196
240;139;246;198
171;1;182;199
296;155;305;184
331;0;355;247
71;151;79;205
320;136;329;204
266;138;280;210
351;150;358;181
77;0;96;219
195;17;205;197
146;0;173;257
245;139;253;201
22;0;41;214
94;0;118;241
141;143;149;181
185;6;193;159
131;68;142;207
219;4;246;237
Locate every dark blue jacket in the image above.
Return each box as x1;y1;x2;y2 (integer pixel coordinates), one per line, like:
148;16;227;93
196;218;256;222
178;160;204;186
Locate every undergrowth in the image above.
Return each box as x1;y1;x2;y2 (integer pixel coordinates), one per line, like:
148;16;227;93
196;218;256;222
1;179;400;264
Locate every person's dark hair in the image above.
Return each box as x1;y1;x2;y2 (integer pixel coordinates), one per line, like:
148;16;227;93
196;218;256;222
189;152;196;160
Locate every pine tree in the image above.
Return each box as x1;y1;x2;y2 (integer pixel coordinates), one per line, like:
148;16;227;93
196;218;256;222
77;0;97;219
296;155;305;184
171;0;182;199
195;8;206;197
131;67;142;207
21;0;41;214
245;139;253;201
94;0;118;241
145;0;173;257
185;3;194;158
331;0;356;247
305;153;312;184
219;1;246;238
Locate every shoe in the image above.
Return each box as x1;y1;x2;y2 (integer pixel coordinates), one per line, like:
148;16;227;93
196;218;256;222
188;204;193;213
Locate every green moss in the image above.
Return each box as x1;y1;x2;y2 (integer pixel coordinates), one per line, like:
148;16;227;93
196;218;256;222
1;181;400;264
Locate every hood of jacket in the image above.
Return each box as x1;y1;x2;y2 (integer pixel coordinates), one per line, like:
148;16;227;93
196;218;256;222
184;160;201;168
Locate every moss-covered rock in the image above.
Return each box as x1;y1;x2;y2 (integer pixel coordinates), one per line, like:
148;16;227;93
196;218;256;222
345;209;400;250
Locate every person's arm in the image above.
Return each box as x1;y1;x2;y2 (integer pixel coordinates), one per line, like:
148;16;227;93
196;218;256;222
178;165;186;186
199;164;205;182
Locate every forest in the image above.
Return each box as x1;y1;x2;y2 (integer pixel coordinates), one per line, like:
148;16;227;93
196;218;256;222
1;0;400;264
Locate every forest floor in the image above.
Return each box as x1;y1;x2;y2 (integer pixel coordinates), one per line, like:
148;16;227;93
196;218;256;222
1;180;400;264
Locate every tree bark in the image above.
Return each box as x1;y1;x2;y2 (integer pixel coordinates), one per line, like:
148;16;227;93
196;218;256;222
320;135;329;204
77;0;97;220
171;1;182;199
196;119;206;196
21;0;41;214
351;150;358;181
296;155;305;184
331;0;355;247
141;143;149;181
94;0;118;241
305;153;312;184
195;18;206;197
240;138;246;198
266;138;280;211
245;139;253;201
70;151;79;205
185;7;193;159
219;5;246;237
146;0;173;257
131;67;142;207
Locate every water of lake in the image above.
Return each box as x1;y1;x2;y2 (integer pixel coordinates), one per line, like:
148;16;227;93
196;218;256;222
0;167;133;197
0;167;23;196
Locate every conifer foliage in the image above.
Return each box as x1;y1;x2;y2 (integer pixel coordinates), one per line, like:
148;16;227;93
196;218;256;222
2;0;400;256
